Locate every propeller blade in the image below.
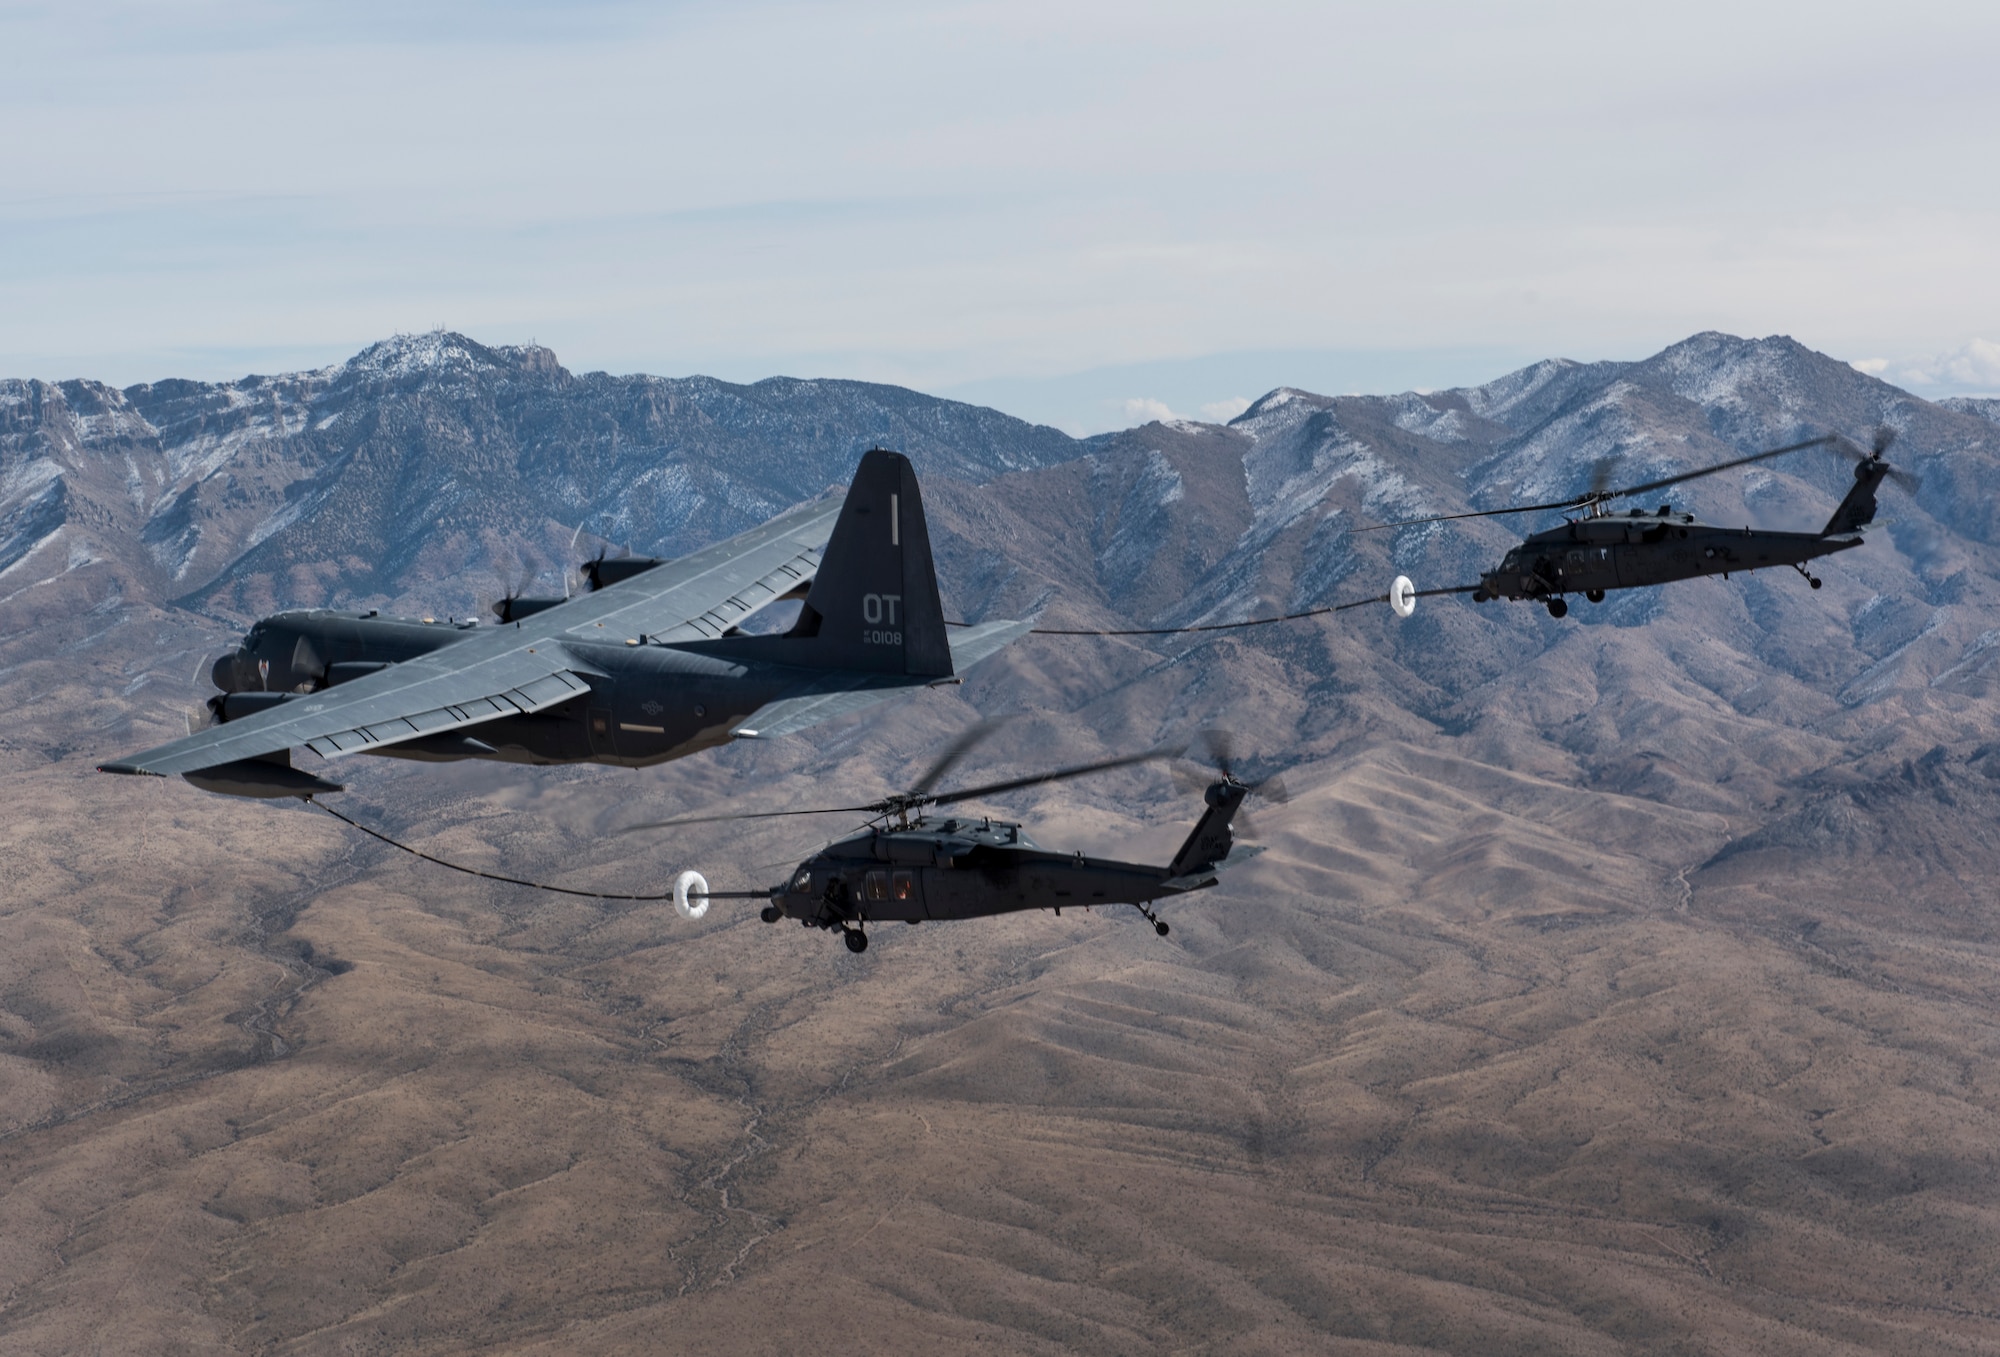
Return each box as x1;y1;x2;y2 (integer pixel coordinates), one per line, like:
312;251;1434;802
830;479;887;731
1200;728;1236;780
1832;431;1921;495
1351;496;1587;532
1355;435;1838;531
618;803;882;833
1588;455;1618;499
1595;435;1837;502
906;717;1013;799
185;696;221;736
1180;729;1290;801
925;746;1180;809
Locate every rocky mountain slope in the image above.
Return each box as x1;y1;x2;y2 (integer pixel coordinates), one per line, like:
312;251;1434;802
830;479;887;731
4;330;2000;1353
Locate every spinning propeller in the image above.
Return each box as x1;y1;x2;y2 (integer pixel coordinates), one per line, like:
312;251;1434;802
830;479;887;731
478;547;553;624
1833;426;1922;494
1175;728;1289;833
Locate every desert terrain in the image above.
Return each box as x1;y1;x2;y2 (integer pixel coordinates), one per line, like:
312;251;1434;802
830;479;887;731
3;332;1999;1352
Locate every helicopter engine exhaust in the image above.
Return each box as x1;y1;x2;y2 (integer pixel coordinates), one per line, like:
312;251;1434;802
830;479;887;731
673;870;710;920
1390;575;1416;618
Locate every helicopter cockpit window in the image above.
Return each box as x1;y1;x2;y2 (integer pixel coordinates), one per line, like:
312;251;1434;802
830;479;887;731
865;871;889;901
892;871;914;900
791;867;812;893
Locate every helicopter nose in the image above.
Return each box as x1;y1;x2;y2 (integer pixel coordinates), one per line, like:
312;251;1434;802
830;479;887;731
210;650;245;693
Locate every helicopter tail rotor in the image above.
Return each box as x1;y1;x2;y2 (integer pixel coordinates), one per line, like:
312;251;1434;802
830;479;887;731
1823;428;1920;537
1832;426;1922;495
1178;729;1290;833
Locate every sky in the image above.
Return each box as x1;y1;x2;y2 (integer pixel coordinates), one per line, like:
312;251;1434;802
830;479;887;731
2;0;1997;433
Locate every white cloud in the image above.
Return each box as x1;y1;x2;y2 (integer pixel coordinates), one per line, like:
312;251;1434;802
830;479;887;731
1858;339;2000;393
4;3;2000;388
1936;339;2000;387
1198;396;1252;423
1123;397;1177;425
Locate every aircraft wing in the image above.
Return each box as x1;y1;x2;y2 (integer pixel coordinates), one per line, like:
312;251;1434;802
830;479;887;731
729;619;1034;741
550;496;837;643
101;496;842;778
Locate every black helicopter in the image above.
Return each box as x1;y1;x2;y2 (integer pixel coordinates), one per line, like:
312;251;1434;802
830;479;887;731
1364;431;1916;619
626;730;1279;953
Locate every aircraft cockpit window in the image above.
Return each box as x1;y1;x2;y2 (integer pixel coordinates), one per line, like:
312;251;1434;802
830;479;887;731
865;870;889;901
791;867;812;893
892;871;914;901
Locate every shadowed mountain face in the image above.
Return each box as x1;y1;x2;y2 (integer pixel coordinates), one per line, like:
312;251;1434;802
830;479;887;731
0;332;1080;621
4;331;2000;1353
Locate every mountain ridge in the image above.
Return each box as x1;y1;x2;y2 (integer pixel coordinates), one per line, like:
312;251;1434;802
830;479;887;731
5;329;2000;1352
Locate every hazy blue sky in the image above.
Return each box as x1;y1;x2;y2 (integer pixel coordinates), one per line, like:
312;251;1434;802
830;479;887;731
3;0;1996;431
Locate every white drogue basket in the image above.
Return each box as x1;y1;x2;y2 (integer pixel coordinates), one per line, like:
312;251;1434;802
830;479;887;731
673;870;710;920
1390;575;1417;618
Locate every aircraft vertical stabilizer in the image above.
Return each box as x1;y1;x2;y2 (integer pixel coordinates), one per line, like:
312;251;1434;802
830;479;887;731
784;448;953;677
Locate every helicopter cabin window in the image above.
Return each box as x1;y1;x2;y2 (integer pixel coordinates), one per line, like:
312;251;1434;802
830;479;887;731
892;871;914;900
865;871;889;901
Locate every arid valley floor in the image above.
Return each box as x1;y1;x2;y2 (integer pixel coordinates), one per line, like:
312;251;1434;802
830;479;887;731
5;333;2000;1352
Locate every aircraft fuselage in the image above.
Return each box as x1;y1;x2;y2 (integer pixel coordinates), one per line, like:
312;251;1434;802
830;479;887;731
210;608;832;768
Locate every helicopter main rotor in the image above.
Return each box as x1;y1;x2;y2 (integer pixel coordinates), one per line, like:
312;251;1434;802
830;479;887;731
619;722;1182;835
1356;433;1843;533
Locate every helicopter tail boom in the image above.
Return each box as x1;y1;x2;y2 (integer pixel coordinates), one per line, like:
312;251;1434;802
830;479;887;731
1821;458;1889;538
1166;780;1252;879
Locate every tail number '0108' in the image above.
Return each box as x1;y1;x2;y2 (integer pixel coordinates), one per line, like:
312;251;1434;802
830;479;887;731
862;593;902;646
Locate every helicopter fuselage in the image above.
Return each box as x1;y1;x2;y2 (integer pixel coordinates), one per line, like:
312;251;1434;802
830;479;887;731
771;815;1212;927
1474;508;1864;606
772;812;1192;928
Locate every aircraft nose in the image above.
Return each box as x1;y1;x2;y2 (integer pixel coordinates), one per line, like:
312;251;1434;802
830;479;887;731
210;650;244;692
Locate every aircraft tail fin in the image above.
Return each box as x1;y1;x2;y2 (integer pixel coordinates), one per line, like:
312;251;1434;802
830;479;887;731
779;449;953;677
1166;780;1252;878
1822;459;1889;537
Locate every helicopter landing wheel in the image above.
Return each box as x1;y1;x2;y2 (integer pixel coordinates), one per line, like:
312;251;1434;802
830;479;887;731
759;904;782;924
1154;919;1171;937
1585;589;1605;603
1546;597;1569;619
844;928;869;954
1809;576;1823;590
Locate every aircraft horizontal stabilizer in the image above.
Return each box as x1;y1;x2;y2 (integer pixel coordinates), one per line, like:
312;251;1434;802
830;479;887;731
730;619;1030;741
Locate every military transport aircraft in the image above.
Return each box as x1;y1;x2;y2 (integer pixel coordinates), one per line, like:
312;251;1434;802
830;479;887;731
99;450;1028;799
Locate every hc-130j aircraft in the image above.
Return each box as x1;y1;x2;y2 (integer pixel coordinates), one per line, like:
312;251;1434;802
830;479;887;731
100;450;1028;799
